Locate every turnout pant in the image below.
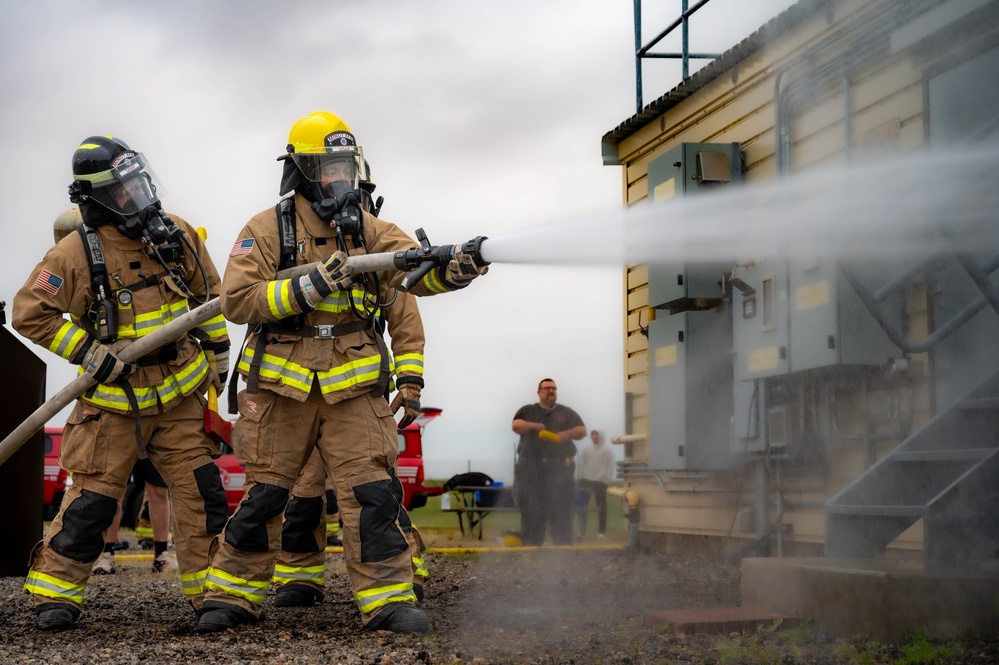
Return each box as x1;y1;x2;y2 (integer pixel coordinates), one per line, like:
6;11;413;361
203;386;422;626
24;392;228;613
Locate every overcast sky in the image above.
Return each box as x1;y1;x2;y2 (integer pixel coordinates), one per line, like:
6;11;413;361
1;0;796;481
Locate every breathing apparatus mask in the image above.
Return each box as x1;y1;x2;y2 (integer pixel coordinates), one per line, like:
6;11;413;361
69;150;182;247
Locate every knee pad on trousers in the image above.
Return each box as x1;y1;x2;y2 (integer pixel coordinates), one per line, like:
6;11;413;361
353;479;408;563
324;488;339;514
50;490;118;562
281;495;324;554
387;470;413;533
194;462;230;535
224;483;289;553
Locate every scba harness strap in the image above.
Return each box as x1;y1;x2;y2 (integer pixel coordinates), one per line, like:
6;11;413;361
75;225;190;454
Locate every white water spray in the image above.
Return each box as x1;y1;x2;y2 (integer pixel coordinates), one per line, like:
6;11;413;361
479;146;999;267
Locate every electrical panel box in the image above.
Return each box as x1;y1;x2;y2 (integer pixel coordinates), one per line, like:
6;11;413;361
644;142;743;471
648;308;738;470
731;258;791;380
731;255;900;378
646;142;742;313
787;257;900;371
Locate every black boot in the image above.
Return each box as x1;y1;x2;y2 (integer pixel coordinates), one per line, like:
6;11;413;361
195;601;258;633
365;604;430;634
35;602;80;631
274;584;324;607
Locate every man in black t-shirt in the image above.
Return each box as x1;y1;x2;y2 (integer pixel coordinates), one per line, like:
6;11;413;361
511;378;587;545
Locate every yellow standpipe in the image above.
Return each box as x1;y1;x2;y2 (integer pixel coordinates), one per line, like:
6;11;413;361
608;486;641;550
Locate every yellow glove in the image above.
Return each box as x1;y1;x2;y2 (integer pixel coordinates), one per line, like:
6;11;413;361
538;429;560;443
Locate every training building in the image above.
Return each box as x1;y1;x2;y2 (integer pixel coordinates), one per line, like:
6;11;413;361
603;0;999;575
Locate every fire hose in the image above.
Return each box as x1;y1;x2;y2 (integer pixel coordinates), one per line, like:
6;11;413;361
0;233;489;467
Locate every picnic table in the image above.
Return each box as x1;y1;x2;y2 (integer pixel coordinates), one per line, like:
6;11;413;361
443;485;518;540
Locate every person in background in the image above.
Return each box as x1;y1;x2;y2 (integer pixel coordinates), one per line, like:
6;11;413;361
512;378;586;546
577;429;615;540
92;460;177;574
14;136;230;631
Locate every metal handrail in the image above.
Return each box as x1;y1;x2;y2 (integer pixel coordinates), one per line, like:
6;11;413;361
633;0;721;111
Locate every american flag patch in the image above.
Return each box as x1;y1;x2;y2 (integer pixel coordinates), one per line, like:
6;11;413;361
230;238;255;256
35;269;64;296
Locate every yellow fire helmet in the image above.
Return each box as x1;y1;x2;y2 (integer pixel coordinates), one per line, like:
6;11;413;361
279;111;367;198
53;206;83;245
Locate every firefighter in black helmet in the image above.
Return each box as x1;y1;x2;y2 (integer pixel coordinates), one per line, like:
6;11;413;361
13;136;230;631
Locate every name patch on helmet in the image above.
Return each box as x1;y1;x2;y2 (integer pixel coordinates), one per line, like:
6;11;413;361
324;131;356;151
110;152;138;168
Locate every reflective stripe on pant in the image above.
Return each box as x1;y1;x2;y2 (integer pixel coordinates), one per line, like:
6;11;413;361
26;391;227;612
204;386;417;624
273;449;327;592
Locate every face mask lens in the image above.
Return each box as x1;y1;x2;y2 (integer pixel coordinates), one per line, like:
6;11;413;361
108;175;156;215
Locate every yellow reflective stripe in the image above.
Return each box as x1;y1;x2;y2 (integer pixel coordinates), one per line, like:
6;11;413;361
326;522;340;534
316;354;382;393
355;582;417;614
267;280;296;319
134;525;154;539
314;288;380;316
204;567;268;604
180;569;208;596
272;564;324;586
237;347;314;392
24;570;86;604
236;345;383;396
394;353;424;376
49;321;88;360
422;269;449;294
412;556;429;580
114;301;190;339
197;314;228;339
80;351;209;413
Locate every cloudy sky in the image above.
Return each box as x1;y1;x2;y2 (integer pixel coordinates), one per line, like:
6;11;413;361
1;0;796;481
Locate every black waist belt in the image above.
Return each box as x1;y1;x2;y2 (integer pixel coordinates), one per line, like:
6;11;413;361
134;341;180;367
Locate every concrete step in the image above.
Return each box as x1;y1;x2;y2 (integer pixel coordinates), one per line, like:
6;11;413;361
741;557;999;642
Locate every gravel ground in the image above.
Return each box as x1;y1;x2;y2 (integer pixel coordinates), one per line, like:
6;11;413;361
1;539;997;664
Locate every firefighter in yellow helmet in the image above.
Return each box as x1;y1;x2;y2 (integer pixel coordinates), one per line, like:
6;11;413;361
270;162;431;610
198;111;486;635
14;136;230;631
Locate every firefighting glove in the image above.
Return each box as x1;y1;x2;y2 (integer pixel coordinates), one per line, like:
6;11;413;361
445;246;488;288
538;429;561;443
298;250;354;309
204;347;229;392
390;380;423;428
82;342;135;384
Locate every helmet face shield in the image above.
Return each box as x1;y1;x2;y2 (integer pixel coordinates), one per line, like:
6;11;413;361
290;147;367;199
75;151;163;217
